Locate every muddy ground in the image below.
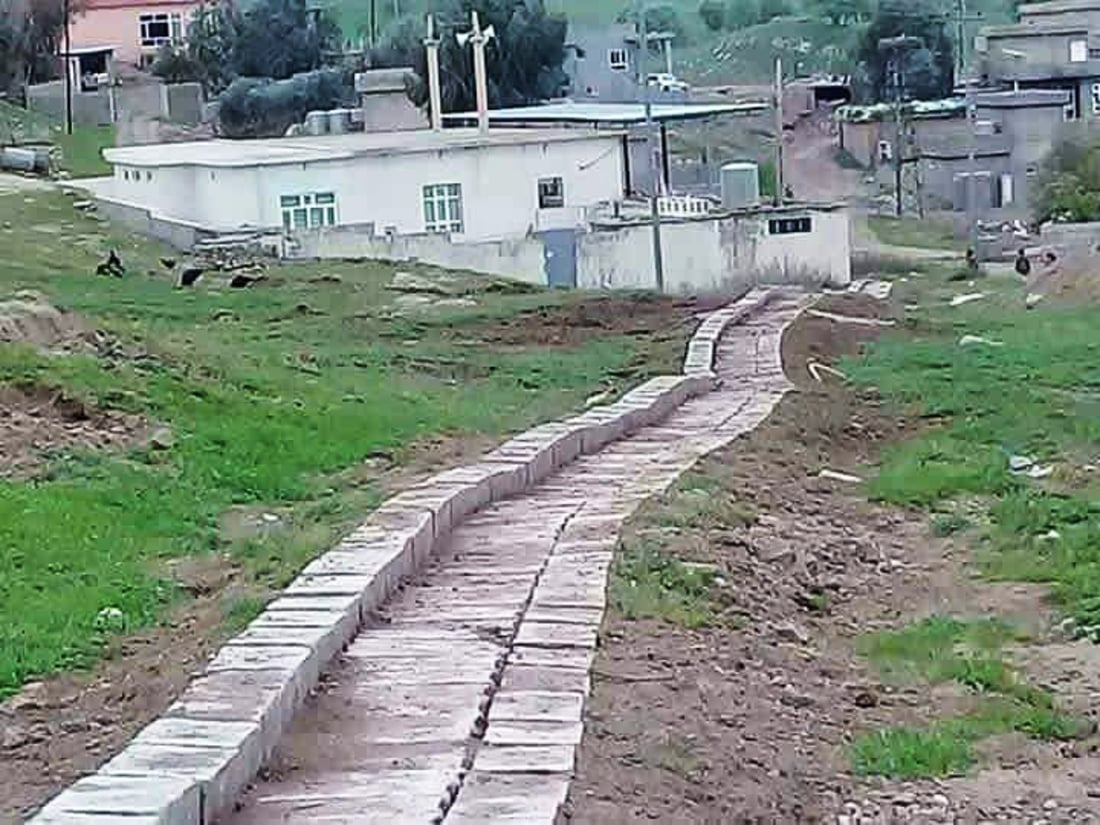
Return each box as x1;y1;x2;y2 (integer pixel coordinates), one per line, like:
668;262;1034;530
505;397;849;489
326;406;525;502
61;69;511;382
565;295;1100;824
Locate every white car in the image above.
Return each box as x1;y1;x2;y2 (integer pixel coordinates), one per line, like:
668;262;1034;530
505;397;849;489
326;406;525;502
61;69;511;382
646;73;689;92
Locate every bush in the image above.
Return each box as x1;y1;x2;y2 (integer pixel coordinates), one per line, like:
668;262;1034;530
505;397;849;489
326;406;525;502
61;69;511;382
698;0;726;31
151;46;203;85
1035;129;1100;224
216;68;353;138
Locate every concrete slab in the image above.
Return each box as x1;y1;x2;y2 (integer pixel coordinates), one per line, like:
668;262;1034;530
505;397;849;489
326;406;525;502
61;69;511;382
446;771;570;822
499;664;592;694
30;773;202;825
472;744;575;774
488;690;585;723
514;621;598;650
484;719;583;746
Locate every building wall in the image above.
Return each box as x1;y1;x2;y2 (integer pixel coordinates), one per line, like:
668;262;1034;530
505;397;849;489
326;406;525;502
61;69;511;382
69;2;200;66
287;225;548;284
106;136;625;238
567;27;640;103
577;208;851;294
1019;4;1100;29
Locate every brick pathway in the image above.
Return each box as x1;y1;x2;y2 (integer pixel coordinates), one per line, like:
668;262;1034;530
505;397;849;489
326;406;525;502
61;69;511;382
226;292;812;824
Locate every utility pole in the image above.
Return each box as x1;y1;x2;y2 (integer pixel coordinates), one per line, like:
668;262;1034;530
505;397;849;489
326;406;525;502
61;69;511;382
457;11;495;134
877;35;921;217
636;1;665;293
63;0;73;135
773;55;783;206
423;14;442;131
965;76;979;259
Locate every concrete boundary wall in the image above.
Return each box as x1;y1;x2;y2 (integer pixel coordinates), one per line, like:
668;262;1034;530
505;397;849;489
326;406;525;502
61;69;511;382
29;289;777;825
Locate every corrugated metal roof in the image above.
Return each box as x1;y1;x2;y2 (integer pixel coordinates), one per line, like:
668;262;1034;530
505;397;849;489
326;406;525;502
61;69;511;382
982;21;1091;37
441;101;769;126
1019;0;1100;16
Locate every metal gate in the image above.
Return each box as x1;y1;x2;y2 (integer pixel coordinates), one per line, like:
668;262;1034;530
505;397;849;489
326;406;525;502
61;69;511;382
539;229;577;288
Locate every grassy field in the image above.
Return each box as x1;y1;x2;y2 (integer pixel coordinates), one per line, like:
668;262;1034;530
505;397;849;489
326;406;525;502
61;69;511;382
842;265;1100;777
0;188;691;698
1;100;115;179
868;215;963;252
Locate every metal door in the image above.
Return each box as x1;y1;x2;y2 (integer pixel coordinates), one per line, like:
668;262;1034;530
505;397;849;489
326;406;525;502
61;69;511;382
540;229;577;288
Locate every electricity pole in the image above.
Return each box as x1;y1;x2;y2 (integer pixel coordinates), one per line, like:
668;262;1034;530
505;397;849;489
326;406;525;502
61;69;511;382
774;56;784;206
877;35;921;218
636;2;665;293
63;0;73;135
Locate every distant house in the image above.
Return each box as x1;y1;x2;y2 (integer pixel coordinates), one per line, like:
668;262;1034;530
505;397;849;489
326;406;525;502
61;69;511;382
565;24;685;103
68;0;200;68
977;0;1100;122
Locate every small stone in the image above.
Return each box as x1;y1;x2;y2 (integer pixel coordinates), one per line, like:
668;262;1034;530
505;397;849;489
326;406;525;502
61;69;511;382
893;792;917;806
854;690;878;708
1043;800;1058;811
149;427;174;450
932;793;950;808
775;622;811;645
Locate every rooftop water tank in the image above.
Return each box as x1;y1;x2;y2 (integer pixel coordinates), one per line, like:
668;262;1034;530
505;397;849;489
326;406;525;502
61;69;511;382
720;161;760;210
304;111;329;136
327;109;351;135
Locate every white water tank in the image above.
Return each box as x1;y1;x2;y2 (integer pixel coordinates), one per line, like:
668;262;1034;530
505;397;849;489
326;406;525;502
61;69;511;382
304;111;329;136
721;161;760;210
327;109;352;134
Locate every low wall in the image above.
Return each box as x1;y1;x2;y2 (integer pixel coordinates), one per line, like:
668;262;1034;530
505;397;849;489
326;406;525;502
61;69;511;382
91;187;206;249
1040;221;1100;253
285;225;547;285
578;208;851;294
27;82;113;126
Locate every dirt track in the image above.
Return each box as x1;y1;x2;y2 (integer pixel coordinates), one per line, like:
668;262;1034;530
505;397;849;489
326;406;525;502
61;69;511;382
564;296;1100;824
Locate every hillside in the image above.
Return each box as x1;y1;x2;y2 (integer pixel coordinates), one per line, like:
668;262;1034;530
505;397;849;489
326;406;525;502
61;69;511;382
332;0;1018;87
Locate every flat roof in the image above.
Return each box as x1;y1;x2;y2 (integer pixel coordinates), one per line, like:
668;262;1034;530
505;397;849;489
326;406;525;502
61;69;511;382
103;127;621;169
1019;0;1100;15
982;21;1091;37
976;88;1071;107
441;100;769;126
836;98;965;123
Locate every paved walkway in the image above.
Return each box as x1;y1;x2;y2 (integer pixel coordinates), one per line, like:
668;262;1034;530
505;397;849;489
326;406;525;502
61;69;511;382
228;292;813;824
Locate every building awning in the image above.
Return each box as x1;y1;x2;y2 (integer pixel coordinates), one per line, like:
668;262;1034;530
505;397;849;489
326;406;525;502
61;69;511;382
442;100;769;127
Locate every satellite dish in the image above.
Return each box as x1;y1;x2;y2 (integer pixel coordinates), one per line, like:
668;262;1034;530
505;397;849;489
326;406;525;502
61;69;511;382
456;31;470;46
484;24;495;41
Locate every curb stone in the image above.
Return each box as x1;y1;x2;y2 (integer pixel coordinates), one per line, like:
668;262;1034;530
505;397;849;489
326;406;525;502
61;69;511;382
29;288;775;825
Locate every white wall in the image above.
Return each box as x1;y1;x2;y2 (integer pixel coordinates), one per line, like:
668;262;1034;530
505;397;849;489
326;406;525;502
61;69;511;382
117;134;624;237
288;225;547;284
577;208;851;294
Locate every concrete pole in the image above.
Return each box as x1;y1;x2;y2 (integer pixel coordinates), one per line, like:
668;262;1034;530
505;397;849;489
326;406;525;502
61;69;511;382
424;14;443;131
470;12;490;134
663;38;672;75
774;56;784;206
966;77;979;258
636;1;665;293
63;0;73;135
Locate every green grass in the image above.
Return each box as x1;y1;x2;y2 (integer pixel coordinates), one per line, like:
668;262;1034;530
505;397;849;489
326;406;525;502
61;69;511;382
868;216;963;252
852;614;1084;778
56;125;115;178
610;537;718;628
848;269;1100;628
0;100;114;178
0;189;690;697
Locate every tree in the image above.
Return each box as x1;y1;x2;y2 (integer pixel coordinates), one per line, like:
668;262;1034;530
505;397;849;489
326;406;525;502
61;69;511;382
172;0;341;96
371;0;568;115
616;3;687;42
698;0;725;32
217;68;352;137
1035;129;1100;223
757;0;791;22
1;0;78;95
724;0;760;29
809;0;872;26
855;0;954;102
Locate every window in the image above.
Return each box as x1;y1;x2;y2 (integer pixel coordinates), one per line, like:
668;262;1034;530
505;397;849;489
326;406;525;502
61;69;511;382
768;217;812;235
280;192;336;231
423;183;463;233
878;140;893;162
997;173;1015;207
608;48;628;71
139;13;182;48
1070;38;1088;63
538;177;564;208
1092;82;1100;115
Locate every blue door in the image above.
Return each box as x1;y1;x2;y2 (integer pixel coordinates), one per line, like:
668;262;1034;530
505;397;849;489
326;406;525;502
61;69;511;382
540;229;577;288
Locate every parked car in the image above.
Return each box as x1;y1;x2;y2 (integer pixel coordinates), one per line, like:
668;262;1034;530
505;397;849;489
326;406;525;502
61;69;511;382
646;73;689;92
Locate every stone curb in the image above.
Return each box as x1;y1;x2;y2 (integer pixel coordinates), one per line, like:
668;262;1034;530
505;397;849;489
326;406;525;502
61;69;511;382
29;288;774;825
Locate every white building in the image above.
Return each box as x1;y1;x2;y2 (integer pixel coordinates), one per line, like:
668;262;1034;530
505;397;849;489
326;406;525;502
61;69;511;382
91;128;625;242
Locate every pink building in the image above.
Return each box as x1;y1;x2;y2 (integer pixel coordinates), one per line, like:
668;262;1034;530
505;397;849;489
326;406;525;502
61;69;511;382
68;0;202;67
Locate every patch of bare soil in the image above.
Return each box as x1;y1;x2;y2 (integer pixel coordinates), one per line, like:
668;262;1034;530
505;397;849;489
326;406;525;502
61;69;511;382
565;297;1100;824
0;385;149;479
0;292;86;349
0;428;504;821
478;294;722;348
